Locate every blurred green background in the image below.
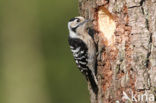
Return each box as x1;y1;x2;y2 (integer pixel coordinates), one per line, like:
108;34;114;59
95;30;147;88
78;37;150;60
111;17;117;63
0;0;90;103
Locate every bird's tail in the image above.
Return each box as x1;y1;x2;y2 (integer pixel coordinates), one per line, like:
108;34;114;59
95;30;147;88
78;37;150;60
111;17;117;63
87;70;98;95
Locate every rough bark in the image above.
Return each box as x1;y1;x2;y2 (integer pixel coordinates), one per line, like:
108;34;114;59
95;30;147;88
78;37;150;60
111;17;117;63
78;0;156;103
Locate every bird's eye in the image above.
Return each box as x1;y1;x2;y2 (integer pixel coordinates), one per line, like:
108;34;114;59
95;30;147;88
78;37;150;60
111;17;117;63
76;19;80;22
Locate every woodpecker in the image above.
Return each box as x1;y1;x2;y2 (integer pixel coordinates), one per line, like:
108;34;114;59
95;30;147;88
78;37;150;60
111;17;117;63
67;16;98;94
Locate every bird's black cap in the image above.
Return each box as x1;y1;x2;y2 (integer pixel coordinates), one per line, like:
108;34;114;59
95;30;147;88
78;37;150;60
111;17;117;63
69;17;80;22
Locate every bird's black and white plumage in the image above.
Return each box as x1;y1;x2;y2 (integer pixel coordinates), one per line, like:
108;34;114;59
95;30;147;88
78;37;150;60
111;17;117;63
67;16;98;94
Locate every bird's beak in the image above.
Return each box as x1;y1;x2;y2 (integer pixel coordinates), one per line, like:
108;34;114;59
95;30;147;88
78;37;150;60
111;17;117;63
79;19;90;26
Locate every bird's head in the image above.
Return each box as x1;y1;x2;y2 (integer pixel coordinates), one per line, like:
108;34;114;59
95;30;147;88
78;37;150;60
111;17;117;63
68;16;89;33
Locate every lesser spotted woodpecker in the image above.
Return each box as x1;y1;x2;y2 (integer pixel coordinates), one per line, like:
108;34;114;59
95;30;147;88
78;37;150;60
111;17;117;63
68;16;98;94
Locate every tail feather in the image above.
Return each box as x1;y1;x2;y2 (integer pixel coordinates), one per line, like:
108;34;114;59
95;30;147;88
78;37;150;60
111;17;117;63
87;70;98;95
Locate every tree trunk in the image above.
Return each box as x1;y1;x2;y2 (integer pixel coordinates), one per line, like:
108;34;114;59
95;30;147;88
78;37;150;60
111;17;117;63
79;0;156;103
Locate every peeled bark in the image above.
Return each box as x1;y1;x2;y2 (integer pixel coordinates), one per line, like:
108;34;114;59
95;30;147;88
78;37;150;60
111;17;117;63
79;0;156;103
